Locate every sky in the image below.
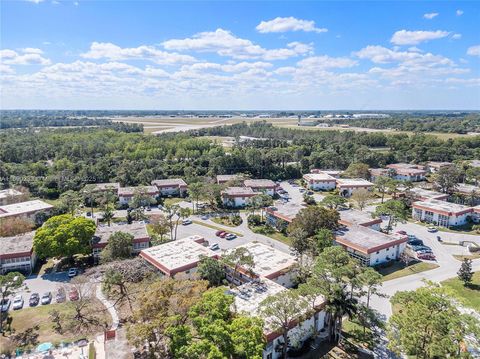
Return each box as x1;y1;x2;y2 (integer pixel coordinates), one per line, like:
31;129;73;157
1;1;479;110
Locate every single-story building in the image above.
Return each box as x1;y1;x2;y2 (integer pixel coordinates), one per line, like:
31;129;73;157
229;279;326;359
338;209;382;231
222;186;256;208
217;174;244;185
310;169;343;178
396;187;449;202
0;189;24;206
425;161;452;173
303;173;336;191
83;182;120;195
335;225;407;266
265;203;305;231
91;222;151;258
369;168;391;182
244;179;276;196
117;186;159;205
0;231;37;274
0;200;53;221
386;163;426;182
139;235;218;278
225;242;297;288
335;178;374;197
151;178;188;197
412;199;474;227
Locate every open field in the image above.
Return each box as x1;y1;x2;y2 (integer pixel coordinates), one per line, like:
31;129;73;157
441;271;480;311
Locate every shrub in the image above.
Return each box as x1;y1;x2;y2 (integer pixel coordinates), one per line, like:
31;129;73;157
248;214;262;226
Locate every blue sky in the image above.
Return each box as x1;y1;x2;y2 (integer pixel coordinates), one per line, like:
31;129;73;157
1;1;479;110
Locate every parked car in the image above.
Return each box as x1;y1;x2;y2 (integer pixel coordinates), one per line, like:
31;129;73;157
86;212;92;217
396;230;407;235
146;206;152;212
68;268;78;278
29;293;40;307
41;292;52;305
407;234;417;240
69;288;79;301
210;243;220;251
307;191;314;195
219;232;228;238
0;298;11;312
407;239;424;246
418;253;436;260
427;226;438;233
182;219;192;225
225;233;237;240
215;230;225;237
200;215;208;220
12;295;24;310
56;288;66;303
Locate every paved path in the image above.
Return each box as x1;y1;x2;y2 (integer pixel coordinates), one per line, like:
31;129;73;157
95;282;119;330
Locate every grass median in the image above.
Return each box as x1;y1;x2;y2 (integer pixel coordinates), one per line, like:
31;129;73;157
376;260;439;282
441;272;480;311
192;220;244;237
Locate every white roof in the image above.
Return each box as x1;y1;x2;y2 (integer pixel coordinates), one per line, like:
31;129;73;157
0;200;53;218
0;189;23;199
412;199;473;214
118;186;158;196
244;179;276;188
223;186;255;196
140;235;217;276
151;178;187;187
407;188;448;200
303;173;336;181
225;242;296;279
336;178;374;187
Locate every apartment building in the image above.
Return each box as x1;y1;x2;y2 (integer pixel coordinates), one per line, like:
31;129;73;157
244;179;276;196
0;231;37;274
335;178;374;197
412;199;474;227
0;200;53;221
303;173;337;191
222;186;256;208
117;186;159;205
151;178;188;197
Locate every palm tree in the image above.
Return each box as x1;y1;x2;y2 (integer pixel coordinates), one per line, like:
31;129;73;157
325;287;358;343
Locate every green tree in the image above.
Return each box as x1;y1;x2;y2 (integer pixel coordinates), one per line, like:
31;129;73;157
351;188;373;211
457;258;473;286
374;200;408;234
259;289;309;359
0;272;25;333
321;194;347;210
229;316;265;359
288;206;339;237
388;284;480;358
58;190;83;216
101;232;134;262
373;176;392;203
432;165;460;194
357;267;383;309
101;204;115;226
311;228;334;256
223;247;255;282
33;214;96;259
188;182;204;213
197;256;226;287
149;214;170;242
344;162;371;179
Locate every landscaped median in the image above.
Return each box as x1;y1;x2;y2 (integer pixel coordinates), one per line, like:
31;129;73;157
191;220;244;237
375;260;439;282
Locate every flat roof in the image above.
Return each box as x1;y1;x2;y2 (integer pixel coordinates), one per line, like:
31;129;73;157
369;168;390;176
139;235;218;276
387;163;423;169
92;222;149;245
335;225;407;254
84;183;120;192
267;202;305;223
311;169;344;176
118;186;158;196
339;209;382;227
244;179;276;188
222;186;255;196
455;183;480;194
412;199;473;215
0;231;35;257
151;178;187;187
217;174;243;182
336;178;373;187
303;173;336;181
225;242;296;279
0;189;23;199
395;167;426;175
407;188;448;200
0;200;53;218
426;161;452;167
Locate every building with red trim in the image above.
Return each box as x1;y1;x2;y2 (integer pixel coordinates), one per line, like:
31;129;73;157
386;163;426;182
0;200;53;221
335;178;374;197
338;209;382;231
0;231;36;274
221;186;256;208
139;235;218;278
0;189;24;206
151;178;187;197
83;182;120;195
216;174;244;184
310;169;343;178
412;199;474;227
117;186;159;205
335;225;407;266
303;173;337;191
244;179;276;196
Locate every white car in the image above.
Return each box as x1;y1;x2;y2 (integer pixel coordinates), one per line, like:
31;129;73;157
182;219;192;225
210;243;220;251
68;268;78;278
12;295;24;310
225;233;237;240
427;226;438;233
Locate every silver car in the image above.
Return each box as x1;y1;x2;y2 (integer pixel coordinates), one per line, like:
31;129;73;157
12;295;24;310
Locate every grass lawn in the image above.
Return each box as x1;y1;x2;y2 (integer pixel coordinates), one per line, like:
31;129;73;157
211;217;242;227
342;319;375;351
0;300;110;354
453;253;480;261
192;220;244;236
376;260;439;282
249;225;292;245
163;197;184;206
441;272;480;311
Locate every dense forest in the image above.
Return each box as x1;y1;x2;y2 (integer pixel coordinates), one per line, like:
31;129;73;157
1;121;479;200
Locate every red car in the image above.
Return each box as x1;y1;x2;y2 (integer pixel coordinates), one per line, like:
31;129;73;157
69;288;79;301
418;253;436;261
396;230;407;235
219;232;228;238
216;230;225;237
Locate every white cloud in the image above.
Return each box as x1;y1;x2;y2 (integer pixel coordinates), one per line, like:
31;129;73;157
423;12;438;19
355;45;452;66
24;0;45;3
297;55;357;69
81;42;196;64
391;30;450;45
456;9;464;16
451;34;462;40
467;45;480;57
256;17;327;34
0;48;50;65
162;28;312;60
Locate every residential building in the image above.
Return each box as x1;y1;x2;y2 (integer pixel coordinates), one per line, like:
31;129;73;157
302;173;336;191
396;187;449;201
335;178;374;197
0;200;53;220
151;178;188;197
139;235;218;278
0;189;24;206
216;174;243;184
117;186;159;205
412;199;474;227
225;242;297;288
335;225;407;266
338;209;382;231
229;279;326;359
425;161;452;173
244;179;276;196
310;169;343;178
265;203;305;231
83;182;120;195
222;186;256;207
91;222;151;258
0;231;37;274
472;206;480;223
386;163;426;182
369;168;391;182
